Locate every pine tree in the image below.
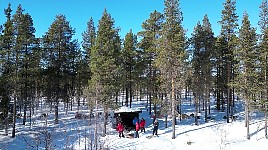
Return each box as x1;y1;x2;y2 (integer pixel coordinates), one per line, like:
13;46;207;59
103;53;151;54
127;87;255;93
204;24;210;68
191;21;203;125
0;3;15;137
42;14;76;124
191;15;215;124
233;12;258;140
65;39;80;113
12;4;25;125
138;10;163;115
259;0;268;34
81;17;95;110
218;0;239;123
122;29;137;107
89;9;121;136
82;17;95;58
82;17;95;77
12;4;38;126
215;36;228;111
4;3;19;138
258;0;268;139
155;0;186;139
201;15;215;122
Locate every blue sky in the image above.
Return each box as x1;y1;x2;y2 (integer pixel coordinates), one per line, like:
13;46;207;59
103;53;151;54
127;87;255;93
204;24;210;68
0;0;264;43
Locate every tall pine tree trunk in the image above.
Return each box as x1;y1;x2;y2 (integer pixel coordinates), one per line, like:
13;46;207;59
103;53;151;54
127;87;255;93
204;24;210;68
221;90;224;111
265;111;267;139
139;86;142;101
216;66;221;110
5;113;8;136
208;94;211;115
245;97;250;140
194;93;198;125
103;109;107;136
3;93;9;136
171;77;176;139
54;100;59;124
77;92;80;112
244;65;250;139
205;86;208;123
129;70;132;108
178;93;181;123
94;99;98;150
163;93;168;128
23;102;27;125
227;61;231;123
12;92;17;138
12;63;19;138
264;63;267;138
125;85;129;107
149;62;152;115
29;99;32;127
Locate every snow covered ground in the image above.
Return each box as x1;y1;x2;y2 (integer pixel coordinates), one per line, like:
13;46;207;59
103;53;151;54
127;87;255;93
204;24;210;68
101;100;267;150
0;97;267;150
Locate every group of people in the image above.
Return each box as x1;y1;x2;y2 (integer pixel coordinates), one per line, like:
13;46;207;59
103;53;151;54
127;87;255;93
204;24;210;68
116;116;159;138
133;117;146;138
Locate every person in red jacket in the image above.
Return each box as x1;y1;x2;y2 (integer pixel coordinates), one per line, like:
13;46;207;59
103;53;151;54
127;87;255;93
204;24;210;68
140;118;146;133
135;121;140;138
116;122;124;138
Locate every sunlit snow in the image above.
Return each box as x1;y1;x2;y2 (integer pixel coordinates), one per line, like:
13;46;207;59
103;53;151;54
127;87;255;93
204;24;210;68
0;96;267;150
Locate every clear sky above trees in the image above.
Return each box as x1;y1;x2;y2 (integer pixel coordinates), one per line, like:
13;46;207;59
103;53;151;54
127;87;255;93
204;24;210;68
0;0;263;42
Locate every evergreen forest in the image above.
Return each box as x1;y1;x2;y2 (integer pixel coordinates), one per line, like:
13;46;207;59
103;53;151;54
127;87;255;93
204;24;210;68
0;0;267;141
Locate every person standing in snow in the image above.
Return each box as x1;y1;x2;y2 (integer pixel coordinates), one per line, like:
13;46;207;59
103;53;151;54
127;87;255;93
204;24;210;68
133;117;138;125
135;121;140;138
140;118;146;133
116;122;124;138
152;119;159;136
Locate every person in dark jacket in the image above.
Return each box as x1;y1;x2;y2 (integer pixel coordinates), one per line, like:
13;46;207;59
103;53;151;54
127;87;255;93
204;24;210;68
116;122;124;138
152;119;159;136
135;121;140;138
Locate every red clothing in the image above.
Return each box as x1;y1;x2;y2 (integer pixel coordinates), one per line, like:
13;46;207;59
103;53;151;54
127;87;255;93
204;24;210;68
135;122;140;131
140;119;146;128
116;123;124;132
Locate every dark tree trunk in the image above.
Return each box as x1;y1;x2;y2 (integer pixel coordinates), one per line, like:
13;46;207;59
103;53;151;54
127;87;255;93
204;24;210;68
115;91;118;104
129;69;132;108
265;111;267;139
125;85;129;107
265;59;268;139
139;86;142;101
71;97;73;111
216;64;222;111
23;103;27;125
29;99;32;127
227;61;231;123
205;96;208;123
54;101;59;124
77;95;80;112
12;94;17;138
171;77;176;139
94;100;98;149
194;93;198;125
221;90;224;112
149;91;152;115
245;98;250;140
